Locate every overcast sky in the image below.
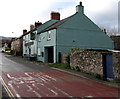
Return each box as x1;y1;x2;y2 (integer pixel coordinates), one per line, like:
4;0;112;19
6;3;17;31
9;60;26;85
0;0;119;37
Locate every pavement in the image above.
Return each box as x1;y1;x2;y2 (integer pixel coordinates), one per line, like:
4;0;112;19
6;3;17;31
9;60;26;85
51;67;120;89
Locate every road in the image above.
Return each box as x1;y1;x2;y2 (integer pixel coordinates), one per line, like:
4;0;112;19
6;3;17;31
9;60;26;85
0;52;119;98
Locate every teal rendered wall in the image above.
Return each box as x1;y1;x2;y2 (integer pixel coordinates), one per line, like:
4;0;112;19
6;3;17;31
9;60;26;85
59;13;101;31
55;13;114;62
30;30;37;56
57;28;114;50
57;13;114;49
23;30;38;57
23;34;30;57
37;29;57;63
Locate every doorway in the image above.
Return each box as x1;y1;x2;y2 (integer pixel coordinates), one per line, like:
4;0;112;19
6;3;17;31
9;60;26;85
45;46;54;63
102;53;114;80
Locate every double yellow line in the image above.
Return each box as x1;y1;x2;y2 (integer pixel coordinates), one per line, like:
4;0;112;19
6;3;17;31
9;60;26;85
0;76;15;99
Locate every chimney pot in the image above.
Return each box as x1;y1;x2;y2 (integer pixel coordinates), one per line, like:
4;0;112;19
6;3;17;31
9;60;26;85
35;21;42;28
30;24;35;31
51;11;60;20
23;29;27;34
80;2;82;6
76;1;84;14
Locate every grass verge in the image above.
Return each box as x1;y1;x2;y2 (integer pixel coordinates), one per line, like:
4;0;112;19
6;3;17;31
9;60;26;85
49;63;69;69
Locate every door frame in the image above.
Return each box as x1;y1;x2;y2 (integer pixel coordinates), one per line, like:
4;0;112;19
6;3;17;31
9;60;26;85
44;46;54;63
102;53;114;80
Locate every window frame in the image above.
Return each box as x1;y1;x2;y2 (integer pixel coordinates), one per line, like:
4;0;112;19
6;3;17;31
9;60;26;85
47;31;51;41
38;35;41;42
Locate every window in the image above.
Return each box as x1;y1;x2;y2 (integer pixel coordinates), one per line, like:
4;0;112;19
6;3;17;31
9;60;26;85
38;35;41;42
38;48;41;56
38;48;43;57
41;52;44;57
30;33;35;40
47;31;51;40
31;45;34;55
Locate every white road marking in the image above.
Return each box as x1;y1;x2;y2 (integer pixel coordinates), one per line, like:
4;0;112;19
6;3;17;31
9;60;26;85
26;85;33;91
16;94;21;98
84;96;93;98
8;83;21;99
44;75;57;81
48;88;58;96
7;74;14;79
5;72;73;97
0;76;15;98
54;86;73;98
41;76;50;81
33;90;41;97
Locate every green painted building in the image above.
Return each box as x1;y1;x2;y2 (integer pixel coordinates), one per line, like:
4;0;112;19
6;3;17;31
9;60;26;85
37;2;114;63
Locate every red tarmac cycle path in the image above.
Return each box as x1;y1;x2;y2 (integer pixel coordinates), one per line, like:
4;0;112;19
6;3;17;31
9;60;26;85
2;70;120;98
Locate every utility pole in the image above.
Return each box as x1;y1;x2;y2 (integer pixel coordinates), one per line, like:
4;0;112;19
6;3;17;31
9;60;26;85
118;1;120;35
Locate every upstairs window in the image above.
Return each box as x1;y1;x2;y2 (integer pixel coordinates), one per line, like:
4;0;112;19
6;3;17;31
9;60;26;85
38;35;41;42
47;31;51;41
30;33;35;40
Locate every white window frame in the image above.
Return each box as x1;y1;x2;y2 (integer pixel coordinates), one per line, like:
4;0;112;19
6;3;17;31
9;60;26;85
38;48;41;56
47;31;51;41
31;45;34;55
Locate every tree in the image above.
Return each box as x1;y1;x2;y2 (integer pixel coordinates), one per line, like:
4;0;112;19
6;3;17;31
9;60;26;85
97;24;118;36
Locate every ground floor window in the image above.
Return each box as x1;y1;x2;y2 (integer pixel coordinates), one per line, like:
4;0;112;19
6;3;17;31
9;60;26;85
38;48;41;56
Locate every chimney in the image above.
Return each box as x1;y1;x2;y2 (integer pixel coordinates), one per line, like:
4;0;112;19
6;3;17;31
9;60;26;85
35;21;42;28
23;29;27;35
30;24;35;31
76;2;84;14
51;11;60;20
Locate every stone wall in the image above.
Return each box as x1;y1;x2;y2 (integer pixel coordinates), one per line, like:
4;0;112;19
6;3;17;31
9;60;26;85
70;50;103;76
62;50;120;80
113;52;120;79
61;53;70;64
61;53;68;63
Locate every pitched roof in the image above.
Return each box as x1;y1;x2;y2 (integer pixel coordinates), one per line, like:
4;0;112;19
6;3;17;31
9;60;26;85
22;29;36;37
37;20;58;34
40;13;76;33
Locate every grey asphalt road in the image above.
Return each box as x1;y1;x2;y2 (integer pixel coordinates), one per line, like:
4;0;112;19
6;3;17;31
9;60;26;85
0;52;119;98
0;52;53;98
0;53;53;72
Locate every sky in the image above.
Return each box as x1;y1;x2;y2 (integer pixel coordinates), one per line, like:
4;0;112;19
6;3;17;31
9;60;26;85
0;0;119;37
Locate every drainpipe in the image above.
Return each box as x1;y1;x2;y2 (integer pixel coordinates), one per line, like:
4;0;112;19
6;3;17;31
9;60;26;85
56;29;58;63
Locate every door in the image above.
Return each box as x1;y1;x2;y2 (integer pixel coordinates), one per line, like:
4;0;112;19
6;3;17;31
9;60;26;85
103;54;114;80
45;46;54;63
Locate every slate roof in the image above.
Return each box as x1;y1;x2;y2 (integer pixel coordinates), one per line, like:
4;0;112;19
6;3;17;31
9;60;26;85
40;13;76;33
22;20;58;36
22;29;36;37
37;20;58;34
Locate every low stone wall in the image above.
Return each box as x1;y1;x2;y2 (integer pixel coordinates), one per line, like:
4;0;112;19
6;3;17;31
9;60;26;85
61;53;68;63
61;50;120;80
70;50;103;76
113;52;120;79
